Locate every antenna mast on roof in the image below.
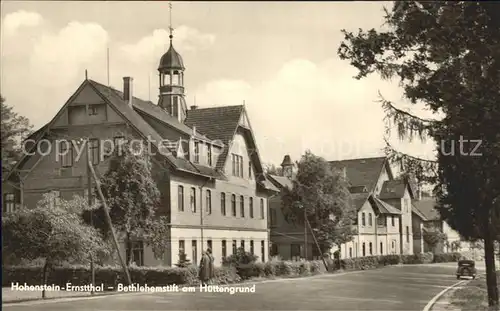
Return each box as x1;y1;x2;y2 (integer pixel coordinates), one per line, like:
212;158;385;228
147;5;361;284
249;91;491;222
148;73;151;102
85;69;88;80
107;47;110;87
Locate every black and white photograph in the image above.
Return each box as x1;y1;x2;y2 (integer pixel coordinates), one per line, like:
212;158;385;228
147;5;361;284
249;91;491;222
1;1;500;310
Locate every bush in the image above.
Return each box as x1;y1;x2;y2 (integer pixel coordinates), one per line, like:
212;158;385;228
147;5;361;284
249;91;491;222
378;255;401;266
222;247;259;280
433;252;462;263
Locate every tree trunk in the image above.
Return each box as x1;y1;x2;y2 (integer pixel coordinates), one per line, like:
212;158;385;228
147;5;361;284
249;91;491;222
126;232;131;266
484;218;499;307
41;259;50;299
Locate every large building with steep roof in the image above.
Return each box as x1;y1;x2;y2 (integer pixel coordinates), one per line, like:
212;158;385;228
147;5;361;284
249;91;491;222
2;28;278;267
267;155;416;260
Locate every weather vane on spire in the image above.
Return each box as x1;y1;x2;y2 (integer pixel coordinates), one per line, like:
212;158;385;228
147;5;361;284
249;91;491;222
168;2;174;41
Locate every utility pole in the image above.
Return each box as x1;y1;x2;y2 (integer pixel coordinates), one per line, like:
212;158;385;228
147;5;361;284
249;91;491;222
86;141;95;295
304;206;307;260
305;218;329;271
88;161;132;285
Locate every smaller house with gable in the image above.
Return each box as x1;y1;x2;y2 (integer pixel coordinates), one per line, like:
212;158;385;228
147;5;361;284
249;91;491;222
267;155;416;260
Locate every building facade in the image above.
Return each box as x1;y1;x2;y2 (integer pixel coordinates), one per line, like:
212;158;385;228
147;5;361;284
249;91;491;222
2;30;278;267
267;155;416;260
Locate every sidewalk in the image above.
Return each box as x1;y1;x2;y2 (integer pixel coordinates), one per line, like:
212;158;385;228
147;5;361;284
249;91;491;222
2;287;104;303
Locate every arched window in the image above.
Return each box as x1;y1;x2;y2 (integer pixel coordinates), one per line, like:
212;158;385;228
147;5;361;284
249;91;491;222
368;213;373;226
362;212;366;226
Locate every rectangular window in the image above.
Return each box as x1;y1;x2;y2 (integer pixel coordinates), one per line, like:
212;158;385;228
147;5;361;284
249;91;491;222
361;213;366;226
391;216;395;226
240;195;245;217
179;240;185;253
362;243;366;257
126;240;144;266
368;213;372;226
406;226;410;243
291;244;301;260
173;96;179;116
250;240;254;254
221;192;226;216
231;154;236;176
206;190;212;215
190;187;196;213
89;139;100;165
3;193;15;213
232;240;237;254
192;240;197;264
194;142;199;163
239;156;244;178
369;242;373;255
260;198;265;219
349;247;353;258
114;136;125;154
207;239;212;251
249;197;254;218
248;161;252;179
231;194;236;216
261;240;265;262
231;154;244;177
47;190;61;208
178;185;184;211
240;240;245;250
380;242;383;255
222;240;227;258
88;104;98;116
270;208;277;227
207;145;212;166
59;141;73;167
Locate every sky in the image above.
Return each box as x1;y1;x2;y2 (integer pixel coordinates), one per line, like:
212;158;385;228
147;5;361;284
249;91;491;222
0;1;437;167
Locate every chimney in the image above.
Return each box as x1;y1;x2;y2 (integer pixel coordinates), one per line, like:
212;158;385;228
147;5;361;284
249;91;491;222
343;167;347;179
192;126;197;136
191;105;198;110
123;77;133;107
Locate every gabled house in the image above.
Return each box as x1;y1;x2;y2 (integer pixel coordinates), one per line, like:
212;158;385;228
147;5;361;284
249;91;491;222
267;155;416;260
412;195;471;253
2;30;278;267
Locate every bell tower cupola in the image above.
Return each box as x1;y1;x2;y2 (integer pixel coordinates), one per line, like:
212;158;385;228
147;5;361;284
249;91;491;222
158;3;188;123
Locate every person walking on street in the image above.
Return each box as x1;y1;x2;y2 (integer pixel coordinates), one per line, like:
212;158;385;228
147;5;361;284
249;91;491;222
207;248;215;283
199;249;213;285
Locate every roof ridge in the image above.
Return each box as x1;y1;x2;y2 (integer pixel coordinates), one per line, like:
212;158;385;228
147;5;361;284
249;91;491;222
329;156;386;163
189;105;244;111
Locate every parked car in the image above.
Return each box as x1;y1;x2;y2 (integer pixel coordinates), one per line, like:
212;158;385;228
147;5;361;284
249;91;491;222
456;259;477;279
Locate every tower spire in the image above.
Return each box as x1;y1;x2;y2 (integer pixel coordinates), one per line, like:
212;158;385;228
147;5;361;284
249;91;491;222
168;2;174;43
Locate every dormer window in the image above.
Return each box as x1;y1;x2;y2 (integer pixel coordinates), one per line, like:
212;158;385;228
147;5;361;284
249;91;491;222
194;142;200;163
207;144;212;166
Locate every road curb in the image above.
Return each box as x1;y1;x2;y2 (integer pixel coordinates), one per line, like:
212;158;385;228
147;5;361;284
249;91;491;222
423;279;471;311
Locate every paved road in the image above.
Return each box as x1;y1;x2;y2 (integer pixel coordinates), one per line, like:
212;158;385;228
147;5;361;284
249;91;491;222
3;264;470;311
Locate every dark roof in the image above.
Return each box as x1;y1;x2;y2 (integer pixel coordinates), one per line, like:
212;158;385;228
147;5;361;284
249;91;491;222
372;197;402;215
158;42;184;71
379;179;407;199
88;80;222;179
329;157;389;191
351;193;370;211
185;105;243;170
267;174;293;190
413;197;440;221
412;203;428;221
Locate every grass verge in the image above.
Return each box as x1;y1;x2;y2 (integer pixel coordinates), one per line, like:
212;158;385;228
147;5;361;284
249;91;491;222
450;272;500;311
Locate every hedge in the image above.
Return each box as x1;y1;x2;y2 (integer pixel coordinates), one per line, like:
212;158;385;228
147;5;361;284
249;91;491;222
2;252;463;288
